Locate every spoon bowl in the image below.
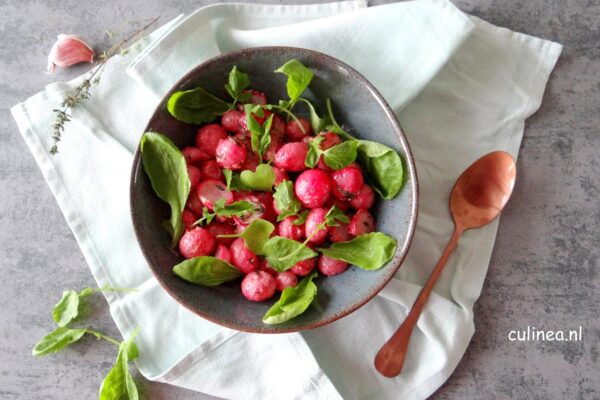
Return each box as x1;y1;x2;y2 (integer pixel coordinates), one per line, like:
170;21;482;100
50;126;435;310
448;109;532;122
451;151;516;229
374;150;516;377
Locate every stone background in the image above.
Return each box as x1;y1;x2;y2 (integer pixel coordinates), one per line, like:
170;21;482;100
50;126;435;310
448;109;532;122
1;0;598;398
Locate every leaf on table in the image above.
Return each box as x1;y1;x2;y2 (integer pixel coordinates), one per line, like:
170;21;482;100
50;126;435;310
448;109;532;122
32;327;87;356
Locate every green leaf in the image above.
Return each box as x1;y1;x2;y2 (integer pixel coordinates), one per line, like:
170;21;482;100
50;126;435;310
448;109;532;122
323;140;358;170
305;136;325;168
99;330;139;400
224;66;250;103
140;132;190;247
173;256;243;286
52;290;79;327
263;237;317;272
275;59;314;105
298;98;325;133
357;141;404;199
292;210;309;225
274;181;302;221
215;200;256;218
239;164;275;191
262;272;318;325
167;87;231;124
223;169;244;191
32;327;86;356
323;99;403;198
324;205;350;226
219;218;275;255
245;105;273;159
317;232;397;270
167;87;230;124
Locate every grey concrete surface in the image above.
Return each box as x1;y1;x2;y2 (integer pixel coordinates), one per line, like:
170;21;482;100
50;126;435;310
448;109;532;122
1;0;598;399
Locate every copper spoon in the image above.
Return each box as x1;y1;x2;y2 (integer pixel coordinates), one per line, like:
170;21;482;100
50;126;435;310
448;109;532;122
374;151;517;378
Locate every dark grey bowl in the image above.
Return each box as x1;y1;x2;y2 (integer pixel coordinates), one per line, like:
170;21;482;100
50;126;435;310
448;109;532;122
130;47;418;333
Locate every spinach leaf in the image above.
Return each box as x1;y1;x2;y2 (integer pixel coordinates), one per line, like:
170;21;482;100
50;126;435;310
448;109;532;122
305;136;325;168
192;200;256;227
167;87;230;124
32;327;87;356
324;99;404;197
225;66;250;104
245;104;273;159
140;132;190;247
99;330;139;400
357;141;404;199
215;200;256;218
323;205;350;226
263;237;317;272
219;218;275;255
275;59;314;106
323;140;358;170
52;290;79;327
305;136;357;170
274;180;302;221
292;210;309;225
317;232;397;270
53;287;138;327
262;272;318;325
298;98;326;133
239;164;275;191
173;256;242;286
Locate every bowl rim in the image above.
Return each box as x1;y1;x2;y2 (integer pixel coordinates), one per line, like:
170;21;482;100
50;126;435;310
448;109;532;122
130;46;419;334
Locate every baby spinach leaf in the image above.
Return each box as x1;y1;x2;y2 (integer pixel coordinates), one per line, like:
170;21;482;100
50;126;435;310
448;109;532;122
263;237;317;272
323;99;404;197
215;200;256;218
140;132;190;247
225;66;250;104
239;164;275;191
99;330;139;400
305;136;325;168
52;290;80;327
32;327;87;356
219;218;275;255
323;140;358;170
357;141;404;199
53;287;138;327
192;200;257;227
292;210;309;225
324;205;350;226
262;272;318;325
317;232;397;270
274;180;302;221
167;87;230;124
173;256;242;286
275;59;314;106
245;104;273;159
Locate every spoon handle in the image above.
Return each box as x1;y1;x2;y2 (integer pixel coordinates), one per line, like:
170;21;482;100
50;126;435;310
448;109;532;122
374;224;465;378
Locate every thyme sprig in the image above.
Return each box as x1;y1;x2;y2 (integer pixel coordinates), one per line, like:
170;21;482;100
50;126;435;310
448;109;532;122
49;16;159;154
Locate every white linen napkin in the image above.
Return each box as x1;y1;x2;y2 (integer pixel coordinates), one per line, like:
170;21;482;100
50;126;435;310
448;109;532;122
11;1;561;399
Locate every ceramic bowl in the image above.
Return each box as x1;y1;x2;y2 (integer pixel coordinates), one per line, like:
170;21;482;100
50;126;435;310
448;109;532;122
130;47;418;333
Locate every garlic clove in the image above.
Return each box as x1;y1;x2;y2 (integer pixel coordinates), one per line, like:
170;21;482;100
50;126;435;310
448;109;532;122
46;34;94;73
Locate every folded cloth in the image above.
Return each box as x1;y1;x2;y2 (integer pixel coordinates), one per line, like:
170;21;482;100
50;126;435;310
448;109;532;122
11;1;561;399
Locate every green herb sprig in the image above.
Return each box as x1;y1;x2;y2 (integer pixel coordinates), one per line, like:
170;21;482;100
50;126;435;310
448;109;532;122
50;17;159;154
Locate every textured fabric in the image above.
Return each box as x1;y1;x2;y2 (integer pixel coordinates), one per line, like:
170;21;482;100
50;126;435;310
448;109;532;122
11;1;561;399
